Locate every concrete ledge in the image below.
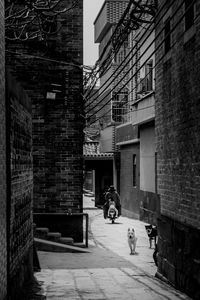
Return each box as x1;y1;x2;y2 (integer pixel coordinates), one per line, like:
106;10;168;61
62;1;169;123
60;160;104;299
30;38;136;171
34;238;91;253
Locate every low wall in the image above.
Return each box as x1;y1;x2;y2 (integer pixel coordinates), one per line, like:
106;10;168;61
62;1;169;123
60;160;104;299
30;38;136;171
33;213;84;242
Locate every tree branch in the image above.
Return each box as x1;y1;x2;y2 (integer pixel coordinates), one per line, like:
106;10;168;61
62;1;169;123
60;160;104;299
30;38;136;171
5;0;79;41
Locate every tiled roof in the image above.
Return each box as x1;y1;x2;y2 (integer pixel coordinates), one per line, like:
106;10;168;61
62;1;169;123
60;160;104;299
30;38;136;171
83;142;113;159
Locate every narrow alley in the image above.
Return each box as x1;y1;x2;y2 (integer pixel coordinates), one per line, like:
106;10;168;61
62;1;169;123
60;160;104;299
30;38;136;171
31;195;192;300
1;1;200;299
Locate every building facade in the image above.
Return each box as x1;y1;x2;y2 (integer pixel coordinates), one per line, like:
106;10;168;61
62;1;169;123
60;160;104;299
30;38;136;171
84;141;114;206
155;0;200;298
116;17;158;222
91;0;129;192
84;86;114;206
6;0;84;215
90;0;158;222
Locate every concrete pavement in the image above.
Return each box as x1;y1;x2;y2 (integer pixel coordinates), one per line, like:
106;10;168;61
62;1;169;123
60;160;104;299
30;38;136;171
31;195;192;299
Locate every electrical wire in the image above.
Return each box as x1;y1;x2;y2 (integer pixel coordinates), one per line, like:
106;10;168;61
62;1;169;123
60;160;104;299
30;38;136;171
85;0;195;118
84;0;172;110
86;0;157;86
83;0;168;102
83;0;157;97
88;6;198;128
84;22;150;103
85;0;190;116
83;0;133;88
5;49;87;69
86;0;197;126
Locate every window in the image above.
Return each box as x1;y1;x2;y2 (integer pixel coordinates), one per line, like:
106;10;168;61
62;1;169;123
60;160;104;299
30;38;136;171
137;60;153;97
133;154;137;187
112;92;128;123
185;0;194;31
164;18;171;53
145;60;153;91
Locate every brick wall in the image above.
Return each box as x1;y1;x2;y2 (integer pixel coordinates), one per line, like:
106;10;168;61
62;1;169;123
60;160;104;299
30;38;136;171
33;0;84;213
6;71;33;299
155;0;200;298
0;0;7;298
6;0;84;214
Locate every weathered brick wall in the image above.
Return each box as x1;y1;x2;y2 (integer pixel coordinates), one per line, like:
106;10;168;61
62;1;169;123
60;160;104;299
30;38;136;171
156;0;200;230
6;71;33;299
6;0;84;214
33;0;83;213
155;0;200;298
0;1;7;299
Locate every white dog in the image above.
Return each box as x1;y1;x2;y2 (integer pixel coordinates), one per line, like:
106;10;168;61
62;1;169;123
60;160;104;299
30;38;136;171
127;228;137;255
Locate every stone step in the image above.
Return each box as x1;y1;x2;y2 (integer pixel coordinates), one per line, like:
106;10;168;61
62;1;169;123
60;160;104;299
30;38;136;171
34;238;91;253
46;232;61;242
59;237;74;245
34;226;75;247
35;227;49;238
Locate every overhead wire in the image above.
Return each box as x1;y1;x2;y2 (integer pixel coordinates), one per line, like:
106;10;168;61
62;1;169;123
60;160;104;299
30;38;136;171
83;0;133;91
84;0;172;112
90;0;157;81
88;2;198;127
5;49;84;68
86;0;196;126
83;0;168;103
85;0;190;116
85;0;194;118
83;0;157;98
84;22;149;104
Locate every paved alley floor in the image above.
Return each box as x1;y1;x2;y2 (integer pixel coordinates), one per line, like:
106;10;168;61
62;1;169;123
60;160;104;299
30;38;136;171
32;195;192;300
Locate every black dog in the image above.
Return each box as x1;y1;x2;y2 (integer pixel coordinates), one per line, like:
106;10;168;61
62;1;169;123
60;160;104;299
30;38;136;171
145;225;157;248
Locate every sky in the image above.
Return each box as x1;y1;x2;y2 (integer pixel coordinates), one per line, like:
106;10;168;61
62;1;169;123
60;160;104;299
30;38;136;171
83;0;105;66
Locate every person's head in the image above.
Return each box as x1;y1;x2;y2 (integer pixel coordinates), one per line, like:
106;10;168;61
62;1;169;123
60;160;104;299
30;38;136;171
109;185;115;192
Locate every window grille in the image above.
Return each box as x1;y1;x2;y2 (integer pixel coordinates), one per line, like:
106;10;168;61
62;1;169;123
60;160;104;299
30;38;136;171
112;92;129;123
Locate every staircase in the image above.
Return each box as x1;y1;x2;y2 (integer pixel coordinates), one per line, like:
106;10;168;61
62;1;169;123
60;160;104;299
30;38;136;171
34;226;90;253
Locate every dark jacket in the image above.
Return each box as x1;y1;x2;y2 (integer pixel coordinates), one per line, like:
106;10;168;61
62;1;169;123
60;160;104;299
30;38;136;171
105;190;121;207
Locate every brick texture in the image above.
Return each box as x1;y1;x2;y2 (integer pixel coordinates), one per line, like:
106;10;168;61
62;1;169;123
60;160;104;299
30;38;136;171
6;0;84;214
155;0;200;230
155;0;200;298
6;71;33;298
0;0;7;299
